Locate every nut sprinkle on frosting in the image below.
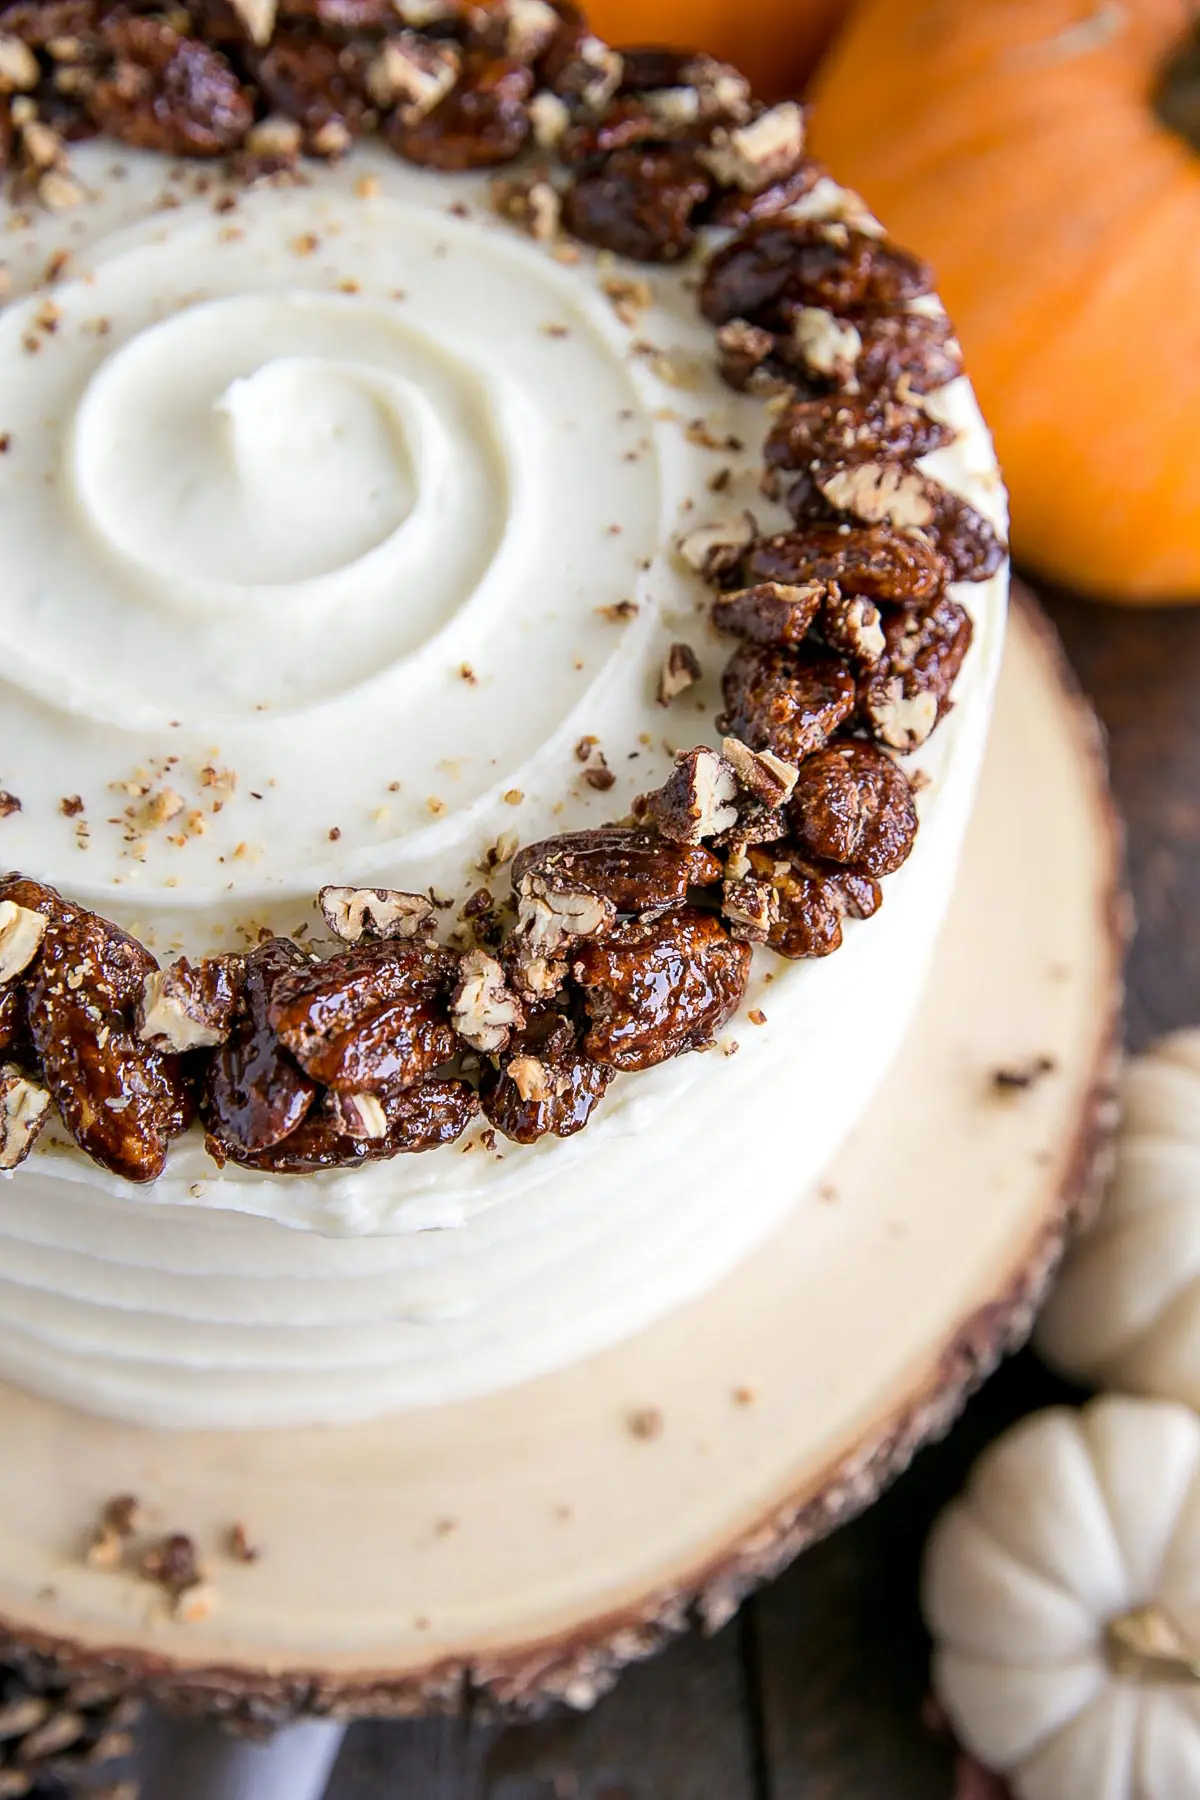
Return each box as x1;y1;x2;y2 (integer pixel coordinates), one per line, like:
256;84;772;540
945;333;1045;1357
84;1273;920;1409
0;0;1005;1183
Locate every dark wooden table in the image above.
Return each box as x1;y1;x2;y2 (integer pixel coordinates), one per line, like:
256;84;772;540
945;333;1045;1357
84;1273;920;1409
201;589;1200;1799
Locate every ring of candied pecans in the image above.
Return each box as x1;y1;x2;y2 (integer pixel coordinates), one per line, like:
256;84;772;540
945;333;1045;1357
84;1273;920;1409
0;2;1006;1178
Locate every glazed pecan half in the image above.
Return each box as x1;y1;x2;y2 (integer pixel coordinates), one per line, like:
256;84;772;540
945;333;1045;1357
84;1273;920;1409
748;847;881;960
387;51;533;170
225;1077;479;1171
512;828;721;915
10;877;189;1184
573;905;750;1070
267;938;458;1092
205;937;318;1156
720;642;856;767
481;1008;612;1144
859;593;974;752
562;144;712;263
743;525;945;608
763;394;954;481
699;219;933;328
788;740;918;878
87;16;253;156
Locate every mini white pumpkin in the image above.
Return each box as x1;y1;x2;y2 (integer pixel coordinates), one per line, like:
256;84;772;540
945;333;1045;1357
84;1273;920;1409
923;1395;1200;1800
1038;1030;1200;1406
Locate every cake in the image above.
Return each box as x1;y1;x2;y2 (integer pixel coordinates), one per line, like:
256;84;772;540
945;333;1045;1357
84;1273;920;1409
0;0;1008;1431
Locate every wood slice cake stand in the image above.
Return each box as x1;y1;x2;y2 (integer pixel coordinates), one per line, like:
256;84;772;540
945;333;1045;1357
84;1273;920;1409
0;590;1123;1727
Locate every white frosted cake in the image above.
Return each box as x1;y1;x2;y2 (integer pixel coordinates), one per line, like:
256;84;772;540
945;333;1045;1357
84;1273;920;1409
0;1;1007;1430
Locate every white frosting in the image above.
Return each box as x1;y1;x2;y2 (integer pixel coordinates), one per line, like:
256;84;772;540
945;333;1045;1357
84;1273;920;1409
0;146;1008;1428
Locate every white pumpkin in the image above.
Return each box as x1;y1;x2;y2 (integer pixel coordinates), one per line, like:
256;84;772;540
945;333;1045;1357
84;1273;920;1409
923;1395;1200;1800
1038;1031;1200;1406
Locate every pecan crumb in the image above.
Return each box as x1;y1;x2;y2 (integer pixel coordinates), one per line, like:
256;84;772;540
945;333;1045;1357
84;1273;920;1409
596;600;639;622
732;1385;756;1406
992;1056;1056;1093
644;747;738;845
627;1405;664;1440
0;792;22;818
226;1522;259;1564
60;795;84;817
140;1532;201;1598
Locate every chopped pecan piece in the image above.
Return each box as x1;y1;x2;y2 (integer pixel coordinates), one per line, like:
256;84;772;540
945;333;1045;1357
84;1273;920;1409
818;588;885;671
268;938;458;1092
926;488;1008;584
721;735;797;808
222;1077;478;1171
709;160;821;229
366;33;461;119
325;1089;388;1140
0;1064;51;1170
513;827;721;915
481;1009;611;1144
677;511;757;580
388;51;532;170
13;880;188;1184
712;579;826;648
450;948;524;1053
573;906;750;1071
699;219;933;328
254;26;372;150
318;885;434;944
0;34;40;95
786;307;862;385
562;144;712;263
228;0;277;46
491;169;560;239
657;642;701;706
810;461;937;532
720;643;856;767
744;525;945;607
556;95;663;166
642;747;738;846
789;741;918;877
498;0;560;63
514;870;616;953
538;10;622;108
700;101;805;193
714;317;787;394
87;17;253;156
720;875;778;944
138;955;242;1052
0;898;46;985
859;594;974;751
205;938;318;1156
764;394;954;482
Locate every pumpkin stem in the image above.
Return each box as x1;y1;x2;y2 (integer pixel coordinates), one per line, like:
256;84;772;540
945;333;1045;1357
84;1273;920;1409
1155;25;1200;155
1105;1604;1200;1684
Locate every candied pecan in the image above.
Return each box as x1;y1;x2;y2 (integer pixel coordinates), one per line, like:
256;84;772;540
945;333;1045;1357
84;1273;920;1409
926;487;1007;584
0;1064;50;1170
642;747;738;846
366;33;461;119
562;144;711;263
318;884;434;944
388;50;532;169
514;870;616;954
763;395;953;484
16;884;188;1183
818;587;885;671
720;642;856;768
557;94;663;166
254;25;372;149
859;594;974;751
851;308;963;397
481;1008;611;1144
512;827;721;914
785;306;862;386
748;847;880;960
0;3;101;49
268;938;457;1092
223;1077;478;1170
87;17;253;156
709;160;821;229
450;948;524;1053
711;578;826;647
138;954;243;1053
744;525;945;607
699;219;933;329
205;937;318;1155
788;741;918;878
538;8;621;108
573;906;750;1071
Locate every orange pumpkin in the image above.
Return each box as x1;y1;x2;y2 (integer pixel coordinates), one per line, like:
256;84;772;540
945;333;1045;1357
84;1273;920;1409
587;0;849;100
808;0;1200;604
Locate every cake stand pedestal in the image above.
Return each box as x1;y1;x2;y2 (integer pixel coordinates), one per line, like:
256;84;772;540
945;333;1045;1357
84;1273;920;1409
0;590;1124;1726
